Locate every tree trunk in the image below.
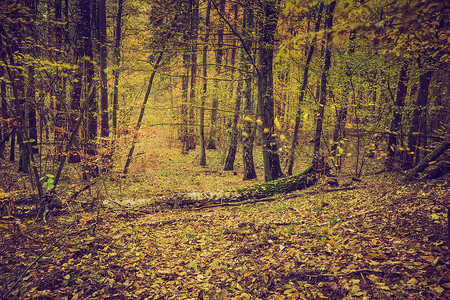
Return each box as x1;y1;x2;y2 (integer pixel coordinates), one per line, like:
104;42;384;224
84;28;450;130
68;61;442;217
287;3;323;175
123;53;163;174
158;163;324;209
69;0;90;163
187;0;199;152
313;1;336;157
199;0;211;166
330;106;347;170
207;0;225;150
99;0;109;139
27;65;38;154
181;53;190;154
112;0;123;137
0;66;9;159
224;78;243;171
407;67;433;168
258;0;283;182
385;62;408;171
407;139;449;178
180;0;193;154
241;6;257;180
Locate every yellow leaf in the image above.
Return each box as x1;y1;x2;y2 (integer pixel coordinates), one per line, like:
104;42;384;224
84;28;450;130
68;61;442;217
274;117;282;131
350;285;361;294
434;286;444;294
256;119;263;126
432;257;440;266
242;131;249;138
407;278;418;285
243;116;254;123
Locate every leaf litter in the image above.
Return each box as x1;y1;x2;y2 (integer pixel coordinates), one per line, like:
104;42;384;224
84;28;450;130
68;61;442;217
1;174;449;299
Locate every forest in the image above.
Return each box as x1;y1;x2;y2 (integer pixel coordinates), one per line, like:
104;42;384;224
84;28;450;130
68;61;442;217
0;0;449;298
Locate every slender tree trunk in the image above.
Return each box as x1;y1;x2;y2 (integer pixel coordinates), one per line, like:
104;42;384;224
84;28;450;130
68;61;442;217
386;62;408;171
112;0;123;136
0;67;7;158
258;0;283;182
27;66;38;153
313;1;336;159
207;0;225;150
241;7;257;180
200;0;211;166
224;78;243;171
86;0;96;154
287;3;323;175
181;0;193;154
69;0;90;163
187;0;199;151
53;0;67;158
224;4;244;171
123;53;163;174
408;65;433;168
99;0;109;138
330;106;347;169
181;54;190;154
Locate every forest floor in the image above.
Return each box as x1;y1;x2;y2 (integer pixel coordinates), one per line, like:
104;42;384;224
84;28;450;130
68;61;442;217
1;126;449;299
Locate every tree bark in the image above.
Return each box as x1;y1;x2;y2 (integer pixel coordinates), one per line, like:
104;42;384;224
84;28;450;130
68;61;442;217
68;0;90;163
385;62;408;171
0;66;7;158
258;0;283;182
99;0;109;138
187;0;199;151
27;65;38;154
407;61;433;168
112;0;123;136
241;6;257;180
224;78;243;171
207;0;225;150
86;1;97;159
407;139;449;178
313;1;336;157
200;0;212;166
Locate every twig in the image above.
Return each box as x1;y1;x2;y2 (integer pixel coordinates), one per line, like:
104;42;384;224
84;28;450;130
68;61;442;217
2;225;73;299
437;268;450;285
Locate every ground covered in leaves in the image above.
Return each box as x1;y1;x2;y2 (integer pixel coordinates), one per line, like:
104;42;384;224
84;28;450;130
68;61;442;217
1;172;449;299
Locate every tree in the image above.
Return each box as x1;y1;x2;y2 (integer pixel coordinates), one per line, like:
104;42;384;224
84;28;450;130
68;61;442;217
287;2;323;175
258;0;283;181
112;0;124;137
241;5;257;180
312;1;335;160
224;5;243;171
385;62;408;171
207;0;225;150
199;0;212;166
99;0;109;139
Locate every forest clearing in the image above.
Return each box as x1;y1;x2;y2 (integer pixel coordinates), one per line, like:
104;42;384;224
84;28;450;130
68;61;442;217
1;0;449;299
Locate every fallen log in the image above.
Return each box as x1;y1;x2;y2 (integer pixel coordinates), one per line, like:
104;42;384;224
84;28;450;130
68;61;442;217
154;162;322;209
407;139;449;178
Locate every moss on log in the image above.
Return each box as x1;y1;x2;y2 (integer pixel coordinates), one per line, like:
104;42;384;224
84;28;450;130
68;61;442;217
156;163;319;209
